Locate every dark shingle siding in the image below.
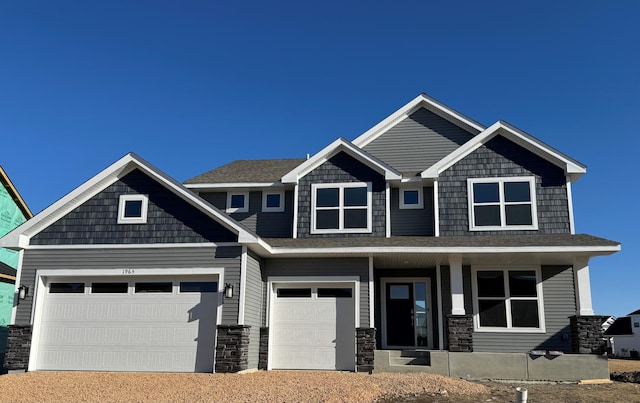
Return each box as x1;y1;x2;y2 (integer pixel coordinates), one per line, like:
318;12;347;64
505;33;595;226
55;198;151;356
184;159;306;184
390;187;434;236
297;152;386;238
31;169;237;245
439;135;571;236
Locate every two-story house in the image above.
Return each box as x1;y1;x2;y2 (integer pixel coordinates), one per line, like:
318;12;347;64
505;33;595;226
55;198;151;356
0;94;620;380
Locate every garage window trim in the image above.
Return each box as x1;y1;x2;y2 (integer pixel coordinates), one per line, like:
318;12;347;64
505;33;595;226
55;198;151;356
179;281;218;293
135;282;173;293
118;194;149;224
276;288;312;298
91;282;129;293
49;282;85;293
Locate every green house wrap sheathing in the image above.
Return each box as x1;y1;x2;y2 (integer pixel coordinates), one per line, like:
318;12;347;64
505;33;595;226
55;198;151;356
0;182;27;355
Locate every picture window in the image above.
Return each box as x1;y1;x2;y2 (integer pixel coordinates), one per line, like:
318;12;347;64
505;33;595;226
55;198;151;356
226;192;249;213
399;189;423;209
262;191;284;212
118;195;149;224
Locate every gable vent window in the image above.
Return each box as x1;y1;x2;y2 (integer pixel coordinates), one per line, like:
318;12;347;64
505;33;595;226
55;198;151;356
467;177;538;231
117;194;149;224
311;182;372;234
227;192;249;213
262;191;284;212
399;189;423;209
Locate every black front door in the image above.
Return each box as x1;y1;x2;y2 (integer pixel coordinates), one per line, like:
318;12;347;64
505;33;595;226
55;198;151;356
385;283;414;346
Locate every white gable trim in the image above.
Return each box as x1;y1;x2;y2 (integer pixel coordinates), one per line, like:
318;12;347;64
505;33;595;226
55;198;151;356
421;121;587;181
281;138;401;184
352;93;485;148
0;153;258;249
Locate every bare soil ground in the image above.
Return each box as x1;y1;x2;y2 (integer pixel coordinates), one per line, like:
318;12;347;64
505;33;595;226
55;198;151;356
1;359;638;403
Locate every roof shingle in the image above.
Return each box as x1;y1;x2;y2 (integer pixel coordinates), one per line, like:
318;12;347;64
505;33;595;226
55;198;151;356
184;159;306;184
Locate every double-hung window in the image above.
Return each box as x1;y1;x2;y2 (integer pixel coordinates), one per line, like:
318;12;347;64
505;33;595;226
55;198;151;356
472;268;545;332
468;177;538;230
311;182;372;233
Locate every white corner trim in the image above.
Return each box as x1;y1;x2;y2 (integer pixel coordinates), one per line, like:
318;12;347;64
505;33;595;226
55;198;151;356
238;247;248;325
385;183;391;238
433;180;440;237
292;184;299;238
369;256;374;328
566;178;575;234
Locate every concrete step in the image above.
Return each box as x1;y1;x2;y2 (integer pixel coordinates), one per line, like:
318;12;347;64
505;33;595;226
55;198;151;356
389;356;432;366
388;350;433;359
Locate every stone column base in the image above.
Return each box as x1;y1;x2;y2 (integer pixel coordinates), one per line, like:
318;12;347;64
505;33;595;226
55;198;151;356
446;315;473;352
3;325;32;371
215;325;250;373
356;327;375;373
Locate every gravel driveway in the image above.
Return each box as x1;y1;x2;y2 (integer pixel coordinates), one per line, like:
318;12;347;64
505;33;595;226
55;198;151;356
0;371;487;403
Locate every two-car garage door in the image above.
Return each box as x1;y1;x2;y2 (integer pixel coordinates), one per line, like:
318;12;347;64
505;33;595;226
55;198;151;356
35;276;219;372
270;282;356;371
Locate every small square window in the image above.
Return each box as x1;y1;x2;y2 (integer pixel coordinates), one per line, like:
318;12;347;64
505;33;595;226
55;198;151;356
399;189;423;209
226;192;249;213
118;195;149;224
262;191;284;212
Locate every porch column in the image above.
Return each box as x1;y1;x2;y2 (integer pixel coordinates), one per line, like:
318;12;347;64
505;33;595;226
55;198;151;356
449;255;465;315
574;257;594;316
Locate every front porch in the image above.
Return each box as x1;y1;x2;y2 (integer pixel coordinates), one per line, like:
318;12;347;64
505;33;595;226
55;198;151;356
372;349;610;381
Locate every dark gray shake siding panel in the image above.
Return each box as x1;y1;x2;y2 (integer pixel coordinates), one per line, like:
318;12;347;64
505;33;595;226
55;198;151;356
199;191;294;238
473;266;575;353
263;258;370;327
439;136;571;236
244;252;264;369
31;169;237;245
363;108;474;174
390;187;434;236
15;247;242;326
297;152;386;238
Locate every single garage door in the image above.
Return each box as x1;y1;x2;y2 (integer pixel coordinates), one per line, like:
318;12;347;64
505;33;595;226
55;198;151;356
35;276;219;372
271;283;355;370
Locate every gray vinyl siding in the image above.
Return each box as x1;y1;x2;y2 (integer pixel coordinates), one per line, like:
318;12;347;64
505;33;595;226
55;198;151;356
244;251;264;369
199;191;294;238
15;246;242;327
31;169;237;245
363;108;474;175
263;258;370;327
472;266;576;353
439;135;571;236
297;152;386;238
390;187;434;236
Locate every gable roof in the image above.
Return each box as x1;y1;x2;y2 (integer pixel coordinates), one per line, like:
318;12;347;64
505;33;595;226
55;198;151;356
629;309;640;316
184;159;306;188
281;138;401;184
0;153;259;249
604;317;633;336
0;166;33;219
421;120;587;181
352;93;485;148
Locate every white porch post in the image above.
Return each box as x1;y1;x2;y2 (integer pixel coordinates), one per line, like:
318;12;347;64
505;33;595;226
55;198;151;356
574;256;595;316
449;255;465;315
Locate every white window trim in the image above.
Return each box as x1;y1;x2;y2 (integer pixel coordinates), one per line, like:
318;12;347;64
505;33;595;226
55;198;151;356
310;182;372;234
467;176;538;231
262;191;284;212
226;192;249;213
117;194;149;224
399;188;424;209
471;266;546;333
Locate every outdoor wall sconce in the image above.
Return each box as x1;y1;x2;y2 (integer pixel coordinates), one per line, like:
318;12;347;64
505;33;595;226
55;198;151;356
18;285;29;300
224;283;234;299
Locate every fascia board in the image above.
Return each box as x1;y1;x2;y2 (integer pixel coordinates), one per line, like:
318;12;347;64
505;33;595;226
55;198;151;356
353;94;485;148
281;138;401;183
265;244;621;256
421;122;587;179
184;182;283;189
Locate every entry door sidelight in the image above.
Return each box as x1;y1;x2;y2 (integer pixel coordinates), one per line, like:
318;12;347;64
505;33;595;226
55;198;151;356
385;283;415;346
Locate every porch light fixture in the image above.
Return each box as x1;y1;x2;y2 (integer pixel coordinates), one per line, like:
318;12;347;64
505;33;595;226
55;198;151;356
18;285;29;300
224;283;234;299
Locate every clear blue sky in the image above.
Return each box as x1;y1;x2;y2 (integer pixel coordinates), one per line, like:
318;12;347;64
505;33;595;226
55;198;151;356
1;1;637;317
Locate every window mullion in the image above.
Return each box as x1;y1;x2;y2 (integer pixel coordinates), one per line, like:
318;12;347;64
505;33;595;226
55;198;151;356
504;269;512;328
338;187;345;230
498;181;506;228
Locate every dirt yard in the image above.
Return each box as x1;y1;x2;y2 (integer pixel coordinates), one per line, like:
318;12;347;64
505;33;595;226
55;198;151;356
0;359;638;403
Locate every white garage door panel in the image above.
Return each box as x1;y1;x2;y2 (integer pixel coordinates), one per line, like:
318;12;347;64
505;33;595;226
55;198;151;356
271;283;355;371
36;278;218;372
